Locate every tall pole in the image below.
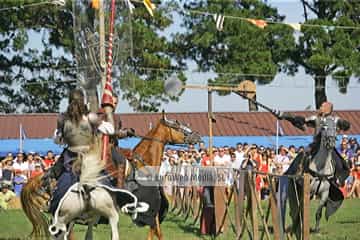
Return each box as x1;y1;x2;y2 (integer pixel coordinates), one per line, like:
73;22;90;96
208;90;213;163
19;124;23;153
276;120;279;155
101;0;116;161
99;0;106;93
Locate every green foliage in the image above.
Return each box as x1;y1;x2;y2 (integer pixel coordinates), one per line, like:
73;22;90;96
114;2;185;112
173;0;297;93
0;0;75;113
0;0;184;113
296;0;360;108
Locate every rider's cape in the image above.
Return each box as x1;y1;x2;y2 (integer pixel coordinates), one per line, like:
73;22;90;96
125;166;169;228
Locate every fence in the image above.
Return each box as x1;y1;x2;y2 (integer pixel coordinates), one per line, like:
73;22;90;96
166;167;310;240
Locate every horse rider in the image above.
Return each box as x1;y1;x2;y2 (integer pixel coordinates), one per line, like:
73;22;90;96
44;89;134;214
109;93;135;188
273;101;350;184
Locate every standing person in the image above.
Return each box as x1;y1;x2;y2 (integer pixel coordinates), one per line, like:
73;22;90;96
348;156;360;198
43;151;55;171
12;153;28;181
30;163;43;179
1;157;14;182
241;145;258;170
274;146;291;174
110;94;135;187
13;169;26;197
349;137;359;153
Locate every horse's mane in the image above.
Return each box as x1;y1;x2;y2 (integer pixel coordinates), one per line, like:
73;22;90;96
78;142;105;185
133;121;162;153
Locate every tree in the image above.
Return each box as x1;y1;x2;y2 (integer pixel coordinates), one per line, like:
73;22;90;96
112;1;185;112
0;0;75;113
173;0;297;111
0;0;185;113
297;0;360;109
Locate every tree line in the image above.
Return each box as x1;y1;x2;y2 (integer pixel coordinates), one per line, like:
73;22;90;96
0;0;359;113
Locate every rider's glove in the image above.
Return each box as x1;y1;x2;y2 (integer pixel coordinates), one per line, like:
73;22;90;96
98;121;115;135
126;128;135;137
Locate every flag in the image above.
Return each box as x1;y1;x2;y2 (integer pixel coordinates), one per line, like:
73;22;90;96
90;0;100;10
278;121;285;136
143;0;156;17
246;18;268;29
20;124;27;140
125;0;135;14
52;0;66;6
19;124;27;153
287;23;301;31
213;14;225;31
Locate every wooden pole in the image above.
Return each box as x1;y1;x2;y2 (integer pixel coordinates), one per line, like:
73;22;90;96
208;90;213;161
268;176;281;240
303;173;310;240
99;0;106;94
249;172;259;240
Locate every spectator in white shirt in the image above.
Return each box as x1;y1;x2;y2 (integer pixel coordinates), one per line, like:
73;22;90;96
274;146;291;174
214;147;231;167
12;152;29;180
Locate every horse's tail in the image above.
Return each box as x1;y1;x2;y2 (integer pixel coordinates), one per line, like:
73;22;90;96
20;175;50;239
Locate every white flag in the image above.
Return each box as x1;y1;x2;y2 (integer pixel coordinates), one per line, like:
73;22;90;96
52;0;66;6
125;0;135;14
213;14;225;31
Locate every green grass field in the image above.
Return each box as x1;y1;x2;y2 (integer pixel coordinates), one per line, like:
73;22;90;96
0;199;359;240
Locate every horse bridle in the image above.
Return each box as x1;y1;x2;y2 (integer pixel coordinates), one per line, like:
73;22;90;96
132;118;194;146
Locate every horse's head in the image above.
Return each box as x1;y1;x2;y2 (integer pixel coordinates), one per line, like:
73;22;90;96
159;111;202;145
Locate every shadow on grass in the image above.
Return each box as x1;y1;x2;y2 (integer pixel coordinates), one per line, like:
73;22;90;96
166;213;213;239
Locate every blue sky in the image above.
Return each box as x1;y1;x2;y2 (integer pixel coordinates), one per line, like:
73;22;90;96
117;1;360;113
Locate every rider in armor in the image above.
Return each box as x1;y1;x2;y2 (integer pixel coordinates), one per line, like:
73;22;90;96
274;101;350;183
45;89;134;214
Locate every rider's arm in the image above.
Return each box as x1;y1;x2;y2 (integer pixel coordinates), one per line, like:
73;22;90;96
277;112;306;131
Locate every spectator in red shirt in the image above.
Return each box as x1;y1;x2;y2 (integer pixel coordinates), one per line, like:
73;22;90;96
43;151;55;170
30;164;44;179
348;155;360;198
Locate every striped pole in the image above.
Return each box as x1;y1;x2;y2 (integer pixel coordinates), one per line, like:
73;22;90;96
101;0;116;162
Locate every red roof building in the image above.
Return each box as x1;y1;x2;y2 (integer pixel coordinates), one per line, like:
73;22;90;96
0;111;359;139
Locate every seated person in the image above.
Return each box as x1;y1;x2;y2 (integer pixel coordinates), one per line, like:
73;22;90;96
0;181;16;210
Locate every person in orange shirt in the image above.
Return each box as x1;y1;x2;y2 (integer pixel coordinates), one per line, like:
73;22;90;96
43;151;55;170
30;164;44;179
348;156;360;198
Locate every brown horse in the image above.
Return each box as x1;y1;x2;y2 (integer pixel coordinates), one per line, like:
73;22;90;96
123;112;202;240
20;112;201;240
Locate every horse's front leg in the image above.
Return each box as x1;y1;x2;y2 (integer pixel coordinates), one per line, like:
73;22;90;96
109;211;119;240
66;222;75;240
312;191;328;233
85;221;94;240
147;227;155;240
154;214;163;240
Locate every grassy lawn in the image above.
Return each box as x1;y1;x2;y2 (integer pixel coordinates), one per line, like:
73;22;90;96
0;199;359;239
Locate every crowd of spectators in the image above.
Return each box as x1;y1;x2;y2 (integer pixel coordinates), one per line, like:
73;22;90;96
0;151;58;209
160;135;360;200
0;135;359;209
